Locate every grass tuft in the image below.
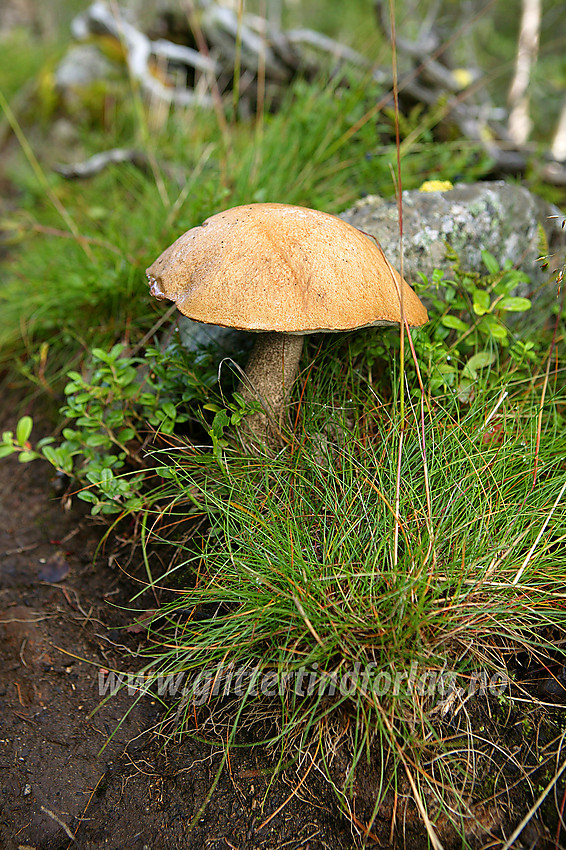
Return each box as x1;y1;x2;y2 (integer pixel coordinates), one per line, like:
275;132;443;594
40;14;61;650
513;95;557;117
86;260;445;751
127;325;566;842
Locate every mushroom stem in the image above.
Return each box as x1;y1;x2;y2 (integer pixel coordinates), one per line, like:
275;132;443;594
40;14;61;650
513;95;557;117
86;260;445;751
238;332;304;443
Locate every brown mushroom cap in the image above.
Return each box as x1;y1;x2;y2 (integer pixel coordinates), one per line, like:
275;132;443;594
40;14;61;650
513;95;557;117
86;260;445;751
146;203;428;332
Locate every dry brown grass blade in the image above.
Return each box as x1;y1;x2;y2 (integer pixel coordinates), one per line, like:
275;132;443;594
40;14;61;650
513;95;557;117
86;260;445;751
374;699;445;850
257;737;321;831
0;89;95;263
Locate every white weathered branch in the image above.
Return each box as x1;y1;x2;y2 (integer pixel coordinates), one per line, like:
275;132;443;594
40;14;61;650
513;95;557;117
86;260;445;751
54;148;147;178
201;4;290;81
285;28;370;67
62;0;565;185
551;99;566;162
507;0;541;145
72;1;214;107
151;39;217;75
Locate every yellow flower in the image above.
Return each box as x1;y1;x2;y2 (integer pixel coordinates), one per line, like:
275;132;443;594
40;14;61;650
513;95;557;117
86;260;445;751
452;68;474;90
418;180;454;193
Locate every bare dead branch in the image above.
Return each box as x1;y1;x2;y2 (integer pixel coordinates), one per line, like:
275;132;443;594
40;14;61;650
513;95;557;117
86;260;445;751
60;1;565;185
54;148;149;178
551;99;566;162
508;0;542;145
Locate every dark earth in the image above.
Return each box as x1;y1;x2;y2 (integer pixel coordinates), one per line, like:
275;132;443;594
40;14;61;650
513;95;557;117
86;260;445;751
1;399;565;850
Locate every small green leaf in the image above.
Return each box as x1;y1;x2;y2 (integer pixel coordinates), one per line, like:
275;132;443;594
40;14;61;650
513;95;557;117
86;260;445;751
481;250;500;275
42;445;73;473
441;315;469;332
494;270;530;295
498;296;531;312
92;347;111;362
232;392;247;408
461;351;495;379
88;467;114;484
436;363;457;375
75;416;100;427
472;289;490;316
210;409;230;439
77;490;97;503
482;318;508;340
466;351;495;371
16;416;33;445
115;366;137;386
0;445;16;458
41;445;57;465
162;401;177;420
457;379;475;403
18;450;39;463
473;289;490;309
100;504;122;515
86;433;111;447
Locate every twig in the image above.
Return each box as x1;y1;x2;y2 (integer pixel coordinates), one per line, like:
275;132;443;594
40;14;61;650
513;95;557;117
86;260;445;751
130;304;178;355
291;593;324;647
54;148;149;179
507;0;541;145
286;28;370;67
74;1;213;108
66;774;105;849
41;806;81;846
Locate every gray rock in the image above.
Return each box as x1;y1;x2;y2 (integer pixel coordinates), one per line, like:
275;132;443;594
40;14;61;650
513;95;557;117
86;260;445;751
55;43;120;91
339;182;565;299
177;316;251;357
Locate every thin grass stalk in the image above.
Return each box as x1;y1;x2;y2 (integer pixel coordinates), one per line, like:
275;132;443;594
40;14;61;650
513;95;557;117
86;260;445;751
107;0;170;209
512;477;566;585
0;89;94;262
532;281;565;488
184;0;231;153
375;698;445;850
232;0;245;121
251;0;267;183
388;0;407;571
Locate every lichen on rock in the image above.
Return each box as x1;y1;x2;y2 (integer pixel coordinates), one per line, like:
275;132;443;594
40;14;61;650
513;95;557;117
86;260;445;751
340;182;565;304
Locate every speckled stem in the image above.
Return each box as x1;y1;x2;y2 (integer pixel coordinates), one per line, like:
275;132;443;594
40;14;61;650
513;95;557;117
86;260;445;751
238;332;304;445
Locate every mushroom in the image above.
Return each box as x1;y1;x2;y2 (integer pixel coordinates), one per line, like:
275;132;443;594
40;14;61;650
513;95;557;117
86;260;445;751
146;203;428;443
